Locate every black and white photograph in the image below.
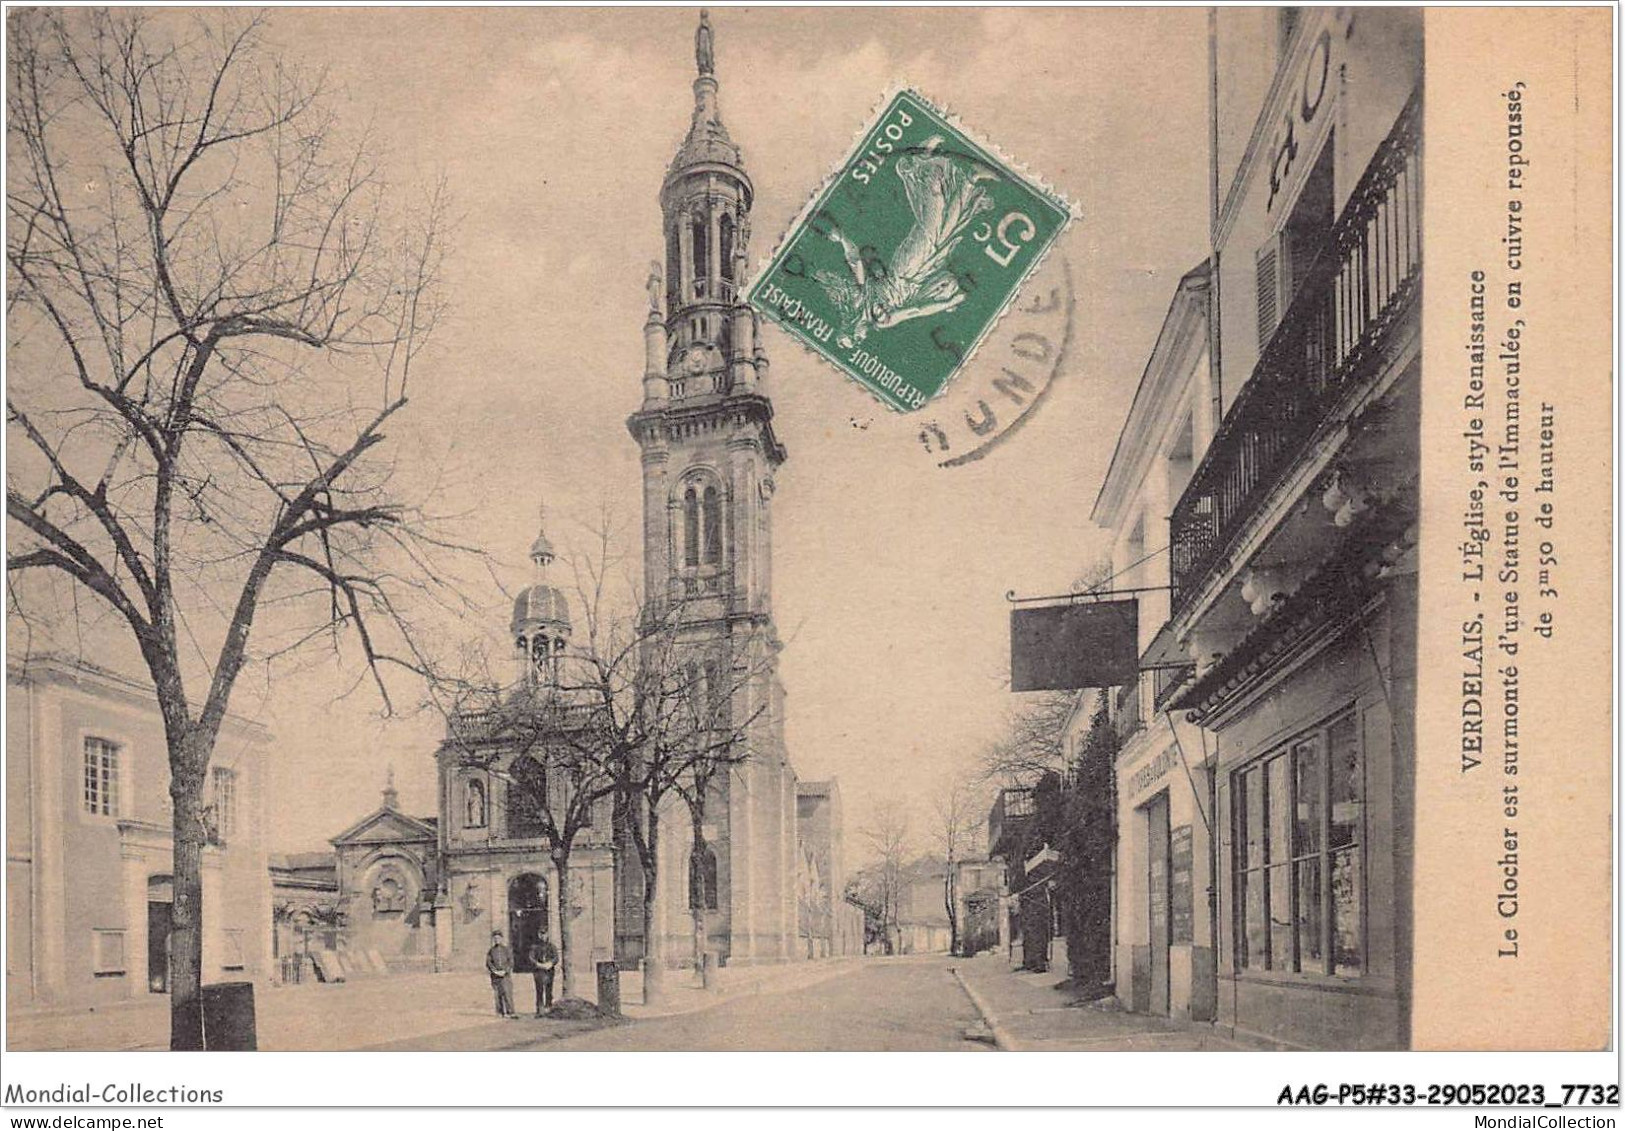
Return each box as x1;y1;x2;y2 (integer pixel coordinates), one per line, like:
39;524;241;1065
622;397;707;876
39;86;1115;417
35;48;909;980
0;2;1615;1118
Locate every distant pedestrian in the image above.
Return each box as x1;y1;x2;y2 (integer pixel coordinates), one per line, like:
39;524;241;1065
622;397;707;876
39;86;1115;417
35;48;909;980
486;931;516;1018
528;935;559;1015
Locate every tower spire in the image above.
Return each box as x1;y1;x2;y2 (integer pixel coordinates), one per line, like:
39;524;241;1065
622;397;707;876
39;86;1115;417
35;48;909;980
529;499;555;582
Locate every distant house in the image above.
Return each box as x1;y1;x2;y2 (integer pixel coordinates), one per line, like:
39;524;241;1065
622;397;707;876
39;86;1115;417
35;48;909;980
889;856;1003;956
895;858;952;955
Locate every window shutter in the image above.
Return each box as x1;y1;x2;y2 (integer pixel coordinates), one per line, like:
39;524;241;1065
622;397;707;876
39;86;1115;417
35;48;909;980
1255;240;1281;350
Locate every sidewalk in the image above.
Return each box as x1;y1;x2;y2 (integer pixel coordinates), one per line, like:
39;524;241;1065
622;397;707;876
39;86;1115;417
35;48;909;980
5;956;863;1052
951;954;1244;1051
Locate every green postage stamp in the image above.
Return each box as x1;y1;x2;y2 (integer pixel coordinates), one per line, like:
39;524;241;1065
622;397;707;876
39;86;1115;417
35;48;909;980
748;90;1075;412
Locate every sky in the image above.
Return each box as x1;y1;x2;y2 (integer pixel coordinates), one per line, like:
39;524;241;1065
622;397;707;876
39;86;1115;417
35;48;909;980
12;7;1213;859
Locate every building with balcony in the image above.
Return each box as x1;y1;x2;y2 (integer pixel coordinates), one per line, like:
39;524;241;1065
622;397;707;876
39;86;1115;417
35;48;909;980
6;654;273;1008
987;782;1064;970
1164;7;1421;1049
1091;263;1218;1023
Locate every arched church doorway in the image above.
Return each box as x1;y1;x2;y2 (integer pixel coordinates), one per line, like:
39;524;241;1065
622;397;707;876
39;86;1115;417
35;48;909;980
507;873;548;973
147;875;173;994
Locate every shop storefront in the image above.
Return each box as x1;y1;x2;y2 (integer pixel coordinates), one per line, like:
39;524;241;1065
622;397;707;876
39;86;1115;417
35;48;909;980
1114;714;1215;1022
1190;579;1416;1050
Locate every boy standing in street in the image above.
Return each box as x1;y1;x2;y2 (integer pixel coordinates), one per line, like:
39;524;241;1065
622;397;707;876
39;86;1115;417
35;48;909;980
486;931;516;1018
528;935;559;1015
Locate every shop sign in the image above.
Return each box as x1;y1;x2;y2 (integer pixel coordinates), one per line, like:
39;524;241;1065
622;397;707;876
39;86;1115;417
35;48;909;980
1010;598;1138;691
1126;744;1179;798
1170;824;1195;945
1266;9;1357;212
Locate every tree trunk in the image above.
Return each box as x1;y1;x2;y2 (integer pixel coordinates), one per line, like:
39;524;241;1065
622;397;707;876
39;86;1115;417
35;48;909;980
943;870;959;956
169;776;206;1050
553;851;574;1001
689;832;710;989
640;805;665;1004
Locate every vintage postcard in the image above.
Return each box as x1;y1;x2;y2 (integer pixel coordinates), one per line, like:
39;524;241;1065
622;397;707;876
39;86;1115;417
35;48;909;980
0;2;1615;1115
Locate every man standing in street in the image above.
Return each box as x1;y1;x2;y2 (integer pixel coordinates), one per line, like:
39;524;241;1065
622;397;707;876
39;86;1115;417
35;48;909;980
486;931;516;1018
528;934;559;1015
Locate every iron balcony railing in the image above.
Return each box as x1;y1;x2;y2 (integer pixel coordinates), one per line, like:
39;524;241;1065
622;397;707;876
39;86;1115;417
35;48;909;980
988;787;1036;858
1169;92;1420;616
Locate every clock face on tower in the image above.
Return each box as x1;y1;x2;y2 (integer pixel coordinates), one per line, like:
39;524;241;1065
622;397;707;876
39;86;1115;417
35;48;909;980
682;344;718;375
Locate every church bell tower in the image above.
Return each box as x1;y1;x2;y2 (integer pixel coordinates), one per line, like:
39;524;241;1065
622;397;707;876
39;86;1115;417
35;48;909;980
625;10;797;966
629;7;786;618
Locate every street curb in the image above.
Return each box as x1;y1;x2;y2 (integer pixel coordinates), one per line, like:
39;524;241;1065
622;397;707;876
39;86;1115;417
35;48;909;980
948;965;1020;1051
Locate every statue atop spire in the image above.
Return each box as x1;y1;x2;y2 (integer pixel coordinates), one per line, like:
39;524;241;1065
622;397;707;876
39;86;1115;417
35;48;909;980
696;9;715;76
669;8;740;177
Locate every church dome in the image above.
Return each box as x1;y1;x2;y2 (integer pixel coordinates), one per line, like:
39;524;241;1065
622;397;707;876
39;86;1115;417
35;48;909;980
670;119;743;176
511;584;569;633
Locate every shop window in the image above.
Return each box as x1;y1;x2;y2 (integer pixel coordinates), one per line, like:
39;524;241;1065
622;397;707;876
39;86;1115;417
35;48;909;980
83;737;121;817
93;929;126;977
1232;711;1363;976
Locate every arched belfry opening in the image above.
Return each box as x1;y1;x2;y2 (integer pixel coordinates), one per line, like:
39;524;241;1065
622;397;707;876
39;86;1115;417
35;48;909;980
510;503;571;690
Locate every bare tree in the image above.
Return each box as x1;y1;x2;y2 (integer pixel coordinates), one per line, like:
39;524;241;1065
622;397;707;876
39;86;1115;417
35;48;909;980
977;690;1076;787
449;511;769;1006
433;644;617;1002
6;10;452;1048
855;797;912;955
931;776;985;956
605;601;769;1002
668;635;766;990
980;558;1113;788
